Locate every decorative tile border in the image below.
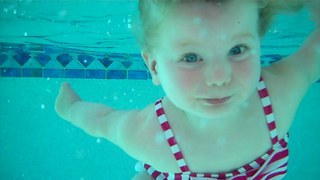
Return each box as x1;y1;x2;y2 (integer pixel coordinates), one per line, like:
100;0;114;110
0;43;319;83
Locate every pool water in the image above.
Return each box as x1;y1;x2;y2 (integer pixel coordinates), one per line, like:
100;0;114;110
1;0;319;179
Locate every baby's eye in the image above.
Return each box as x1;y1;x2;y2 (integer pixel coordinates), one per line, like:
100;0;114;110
229;45;247;56
181;53;202;63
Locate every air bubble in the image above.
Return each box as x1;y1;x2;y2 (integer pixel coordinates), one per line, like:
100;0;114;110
155;132;165;144
217;137;226;145
3;8;8;13
46;89;52;94
96;138;101;143
13;9;17;15
24;32;28;36
59;10;67;17
41;104;45;109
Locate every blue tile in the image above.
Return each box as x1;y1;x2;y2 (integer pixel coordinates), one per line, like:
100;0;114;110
1;68;21;77
13;52;31;66
22;68;43;77
107;70;127;79
86;69;106;79
57;54;73;67
44;69;64;78
128;70;148;80
122;61;132;69
98;57;113;68
78;55;95;68
65;69;85;78
35;53;51;67
0;54;8;66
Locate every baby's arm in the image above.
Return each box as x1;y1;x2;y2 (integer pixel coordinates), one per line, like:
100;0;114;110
54;82;142;146
269;2;320;86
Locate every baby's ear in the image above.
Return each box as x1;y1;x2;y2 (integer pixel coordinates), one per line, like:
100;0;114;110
141;51;161;85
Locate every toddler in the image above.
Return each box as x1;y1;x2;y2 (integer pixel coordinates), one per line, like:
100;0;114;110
55;0;320;179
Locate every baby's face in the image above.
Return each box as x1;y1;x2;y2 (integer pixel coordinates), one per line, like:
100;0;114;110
151;0;261;118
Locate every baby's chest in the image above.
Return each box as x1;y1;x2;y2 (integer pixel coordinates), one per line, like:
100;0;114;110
149;119;272;173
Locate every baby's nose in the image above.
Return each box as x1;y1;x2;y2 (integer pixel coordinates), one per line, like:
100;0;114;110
205;61;232;87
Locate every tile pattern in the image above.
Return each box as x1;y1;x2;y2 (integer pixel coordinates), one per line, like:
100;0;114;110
0;43;319;83
0;43;150;80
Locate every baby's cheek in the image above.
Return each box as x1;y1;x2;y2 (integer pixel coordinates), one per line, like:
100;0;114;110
236;59;260;78
177;71;199;89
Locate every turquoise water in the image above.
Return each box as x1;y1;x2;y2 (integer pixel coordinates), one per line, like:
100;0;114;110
1;0;320;179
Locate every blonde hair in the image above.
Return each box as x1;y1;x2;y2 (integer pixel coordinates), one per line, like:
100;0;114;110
133;0;305;53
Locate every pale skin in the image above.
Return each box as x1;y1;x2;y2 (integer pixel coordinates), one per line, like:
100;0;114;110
55;1;320;179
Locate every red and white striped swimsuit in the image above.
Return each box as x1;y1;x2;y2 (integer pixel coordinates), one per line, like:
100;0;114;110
136;77;289;180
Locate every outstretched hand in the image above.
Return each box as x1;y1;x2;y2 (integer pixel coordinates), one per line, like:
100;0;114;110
55;82;81;120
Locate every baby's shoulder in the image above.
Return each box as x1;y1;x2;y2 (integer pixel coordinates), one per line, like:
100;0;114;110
261;62;310;137
117;102;172;164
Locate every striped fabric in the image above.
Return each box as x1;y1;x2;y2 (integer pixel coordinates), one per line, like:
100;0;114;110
136;77;289;180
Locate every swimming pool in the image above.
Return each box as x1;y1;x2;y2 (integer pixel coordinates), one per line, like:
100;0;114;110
1;0;319;179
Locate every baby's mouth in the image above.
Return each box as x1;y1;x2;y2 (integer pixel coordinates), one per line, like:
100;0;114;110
202;96;232;105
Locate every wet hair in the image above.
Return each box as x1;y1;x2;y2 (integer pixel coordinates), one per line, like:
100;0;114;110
133;0;305;53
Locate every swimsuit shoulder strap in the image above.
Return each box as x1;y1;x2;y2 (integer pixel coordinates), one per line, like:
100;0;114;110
257;77;280;146
154;99;190;172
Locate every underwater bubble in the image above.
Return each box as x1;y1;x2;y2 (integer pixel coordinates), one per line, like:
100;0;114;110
219;34;227;40
135;161;144;172
199;119;208;129
155;132;165;144
217;137;226;145
107;19;111;24
241;101;249;109
128;24;132;29
131;88;135;92
46;89;52;94
41;104;45;109
198;29;208;38
271;29;279;33
106;32;111;36
113;96;118;100
46;77;50;81
24;32;28;36
123;92;127;96
13;9;17;15
7;99;11;103
58;10;67;17
96;138;101;143
192;16;202;25
3;8;8;13
129;99;133;103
